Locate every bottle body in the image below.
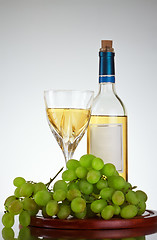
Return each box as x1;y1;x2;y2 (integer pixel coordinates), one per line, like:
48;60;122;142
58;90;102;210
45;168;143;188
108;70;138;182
87;83;128;180
87;41;128;180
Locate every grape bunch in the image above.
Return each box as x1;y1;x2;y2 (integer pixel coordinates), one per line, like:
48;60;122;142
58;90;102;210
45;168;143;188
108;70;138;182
2;154;148;229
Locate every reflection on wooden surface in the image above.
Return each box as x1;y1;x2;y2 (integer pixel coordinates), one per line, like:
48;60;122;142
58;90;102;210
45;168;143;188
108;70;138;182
29;223;157;239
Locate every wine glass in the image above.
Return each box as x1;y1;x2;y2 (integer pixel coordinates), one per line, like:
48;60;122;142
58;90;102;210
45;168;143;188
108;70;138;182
44;90;94;167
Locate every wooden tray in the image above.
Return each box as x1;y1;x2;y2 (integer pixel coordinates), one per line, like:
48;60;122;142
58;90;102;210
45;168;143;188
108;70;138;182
30;210;157;230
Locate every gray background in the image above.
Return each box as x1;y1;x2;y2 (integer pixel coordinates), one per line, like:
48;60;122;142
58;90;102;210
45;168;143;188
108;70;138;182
0;0;157;212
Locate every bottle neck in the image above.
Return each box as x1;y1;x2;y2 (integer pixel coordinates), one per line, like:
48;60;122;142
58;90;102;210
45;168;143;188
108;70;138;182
98;82;116;95
99;51;115;84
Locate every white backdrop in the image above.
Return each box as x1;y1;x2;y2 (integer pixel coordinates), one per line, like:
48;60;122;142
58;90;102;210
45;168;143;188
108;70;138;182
0;0;157;212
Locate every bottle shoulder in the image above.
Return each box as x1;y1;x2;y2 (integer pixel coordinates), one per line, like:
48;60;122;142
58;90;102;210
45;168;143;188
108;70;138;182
91;92;127;116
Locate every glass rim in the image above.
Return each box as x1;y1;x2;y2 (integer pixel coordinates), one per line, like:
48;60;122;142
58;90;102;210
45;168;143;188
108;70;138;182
44;89;94;95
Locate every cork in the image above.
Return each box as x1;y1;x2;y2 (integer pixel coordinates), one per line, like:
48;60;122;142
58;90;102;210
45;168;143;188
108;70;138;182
100;40;114;52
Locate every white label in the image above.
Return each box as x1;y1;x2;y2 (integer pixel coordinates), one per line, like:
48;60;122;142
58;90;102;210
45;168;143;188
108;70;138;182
90;124;123;172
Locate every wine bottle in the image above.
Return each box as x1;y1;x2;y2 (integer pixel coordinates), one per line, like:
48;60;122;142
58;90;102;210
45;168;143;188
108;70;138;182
87;40;128;180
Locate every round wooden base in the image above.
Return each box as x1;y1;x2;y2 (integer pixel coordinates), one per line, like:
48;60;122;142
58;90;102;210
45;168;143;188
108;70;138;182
30;210;157;230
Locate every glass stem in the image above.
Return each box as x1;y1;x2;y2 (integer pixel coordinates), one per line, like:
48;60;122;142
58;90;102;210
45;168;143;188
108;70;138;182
62;142;74;167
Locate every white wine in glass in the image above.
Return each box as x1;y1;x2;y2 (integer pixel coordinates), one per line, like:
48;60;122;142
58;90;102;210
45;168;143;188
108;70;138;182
44;90;94;166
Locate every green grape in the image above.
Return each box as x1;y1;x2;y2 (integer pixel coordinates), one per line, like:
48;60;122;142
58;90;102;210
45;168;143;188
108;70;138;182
18;227;31;240
108;176;126;190
113;170;120;176
137;200;146;215
34;190;51;206
121;205;138;219
123;182;132;193
19;210;31;227
136;236;146;240
57;204;71;219
91;199;107;213
14;187;22;198
33;182;47;194
2;213;14;228
4;195;16;211
100;187;114;200
113;204;121;215
84;195;95;203
79;179;93;195
68;181;79;190
53;180;67;192
136;190;148;202
96;179;108;190
53;189;66;201
66;159;80;170
112;191;125;206
61;199;71;206
2;227;14;240
126;190;139;205
67;189;81;201
93;184;100;194
101;205;115;220
20;183;34;197
87;169;101;184
28;204;39;216
75;166;87;178
86;203;96;218
71;197;86;213
13;177;26;187
46;200;59;216
120;201;128;209
79;154;95;169
23;197;38;212
101;163;116;177
41;206;49;217
8;199;23;215
92;157;104;170
75;208;87;219
62;169;77;182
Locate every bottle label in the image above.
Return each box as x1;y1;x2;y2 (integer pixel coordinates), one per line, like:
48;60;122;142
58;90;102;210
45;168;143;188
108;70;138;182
89;123;123;172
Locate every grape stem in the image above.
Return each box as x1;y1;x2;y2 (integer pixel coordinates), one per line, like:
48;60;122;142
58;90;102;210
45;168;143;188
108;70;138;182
46;167;64;188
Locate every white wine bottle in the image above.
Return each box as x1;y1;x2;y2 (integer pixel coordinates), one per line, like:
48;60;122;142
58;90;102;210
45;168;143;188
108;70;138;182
87;40;128;180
